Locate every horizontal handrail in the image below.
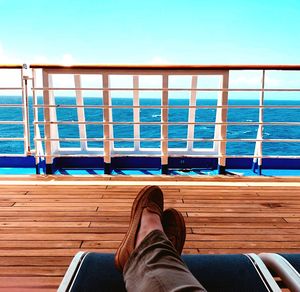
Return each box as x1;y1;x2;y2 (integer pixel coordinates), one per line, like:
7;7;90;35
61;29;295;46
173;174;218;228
30;64;300;70
32;87;300;92
34;154;300;159
0;64;23;69
0;121;24;124
35;137;300;143
33;104;300;109
0;104;25;108
0;138;25;141
0;87;24;90
34;121;300;126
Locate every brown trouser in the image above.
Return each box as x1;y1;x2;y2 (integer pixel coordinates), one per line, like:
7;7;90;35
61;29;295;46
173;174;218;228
123;230;207;292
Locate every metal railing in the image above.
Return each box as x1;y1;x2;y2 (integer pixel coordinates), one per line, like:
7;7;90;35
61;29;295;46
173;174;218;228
0;65;31;156
1;64;300;174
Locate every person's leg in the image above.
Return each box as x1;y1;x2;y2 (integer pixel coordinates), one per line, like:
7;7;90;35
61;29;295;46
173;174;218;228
123;208;207;292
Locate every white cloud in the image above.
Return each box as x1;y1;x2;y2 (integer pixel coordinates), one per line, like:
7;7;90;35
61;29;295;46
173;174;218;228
0;42;21;64
0;43;4;60
30;53;76;65
31;55;50;64
0;44;23;95
0;45;79;95
62;53;75;66
148;56;170;64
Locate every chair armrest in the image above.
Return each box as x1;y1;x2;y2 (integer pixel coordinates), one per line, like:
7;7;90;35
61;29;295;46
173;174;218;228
259;253;300;292
58;252;87;292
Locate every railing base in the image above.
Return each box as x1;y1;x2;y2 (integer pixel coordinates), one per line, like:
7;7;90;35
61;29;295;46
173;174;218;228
257;165;262;176
252;161;257;172
46;164;53;174
252;162;262;175
104;162;111;175
161;164;169;175
217;165;226;175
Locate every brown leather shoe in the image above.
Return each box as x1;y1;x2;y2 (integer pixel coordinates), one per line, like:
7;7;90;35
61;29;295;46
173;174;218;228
162;208;186;255
114;185;164;271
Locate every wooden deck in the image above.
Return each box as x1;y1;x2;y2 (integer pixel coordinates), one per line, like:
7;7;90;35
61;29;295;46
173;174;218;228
0;175;299;291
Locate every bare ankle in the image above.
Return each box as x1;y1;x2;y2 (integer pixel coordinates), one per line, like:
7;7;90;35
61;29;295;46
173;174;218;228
135;208;163;248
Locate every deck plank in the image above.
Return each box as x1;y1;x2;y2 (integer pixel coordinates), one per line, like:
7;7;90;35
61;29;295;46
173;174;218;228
0;176;299;291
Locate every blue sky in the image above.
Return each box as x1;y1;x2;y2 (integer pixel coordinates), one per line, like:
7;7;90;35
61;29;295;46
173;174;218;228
1;0;300;64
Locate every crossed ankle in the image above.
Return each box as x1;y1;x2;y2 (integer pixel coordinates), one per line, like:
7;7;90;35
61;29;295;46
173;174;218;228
135;210;164;248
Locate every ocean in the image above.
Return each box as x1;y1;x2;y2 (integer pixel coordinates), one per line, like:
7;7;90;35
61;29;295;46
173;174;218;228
0;96;299;156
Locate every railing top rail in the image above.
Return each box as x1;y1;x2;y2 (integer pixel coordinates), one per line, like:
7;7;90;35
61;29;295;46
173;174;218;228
0;64;23;69
30;64;300;70
1;63;300;70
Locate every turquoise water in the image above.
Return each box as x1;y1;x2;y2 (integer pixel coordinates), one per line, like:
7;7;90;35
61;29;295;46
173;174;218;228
0;96;299;156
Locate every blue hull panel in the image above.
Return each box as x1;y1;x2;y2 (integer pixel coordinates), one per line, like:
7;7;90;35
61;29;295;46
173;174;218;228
0;156;299;176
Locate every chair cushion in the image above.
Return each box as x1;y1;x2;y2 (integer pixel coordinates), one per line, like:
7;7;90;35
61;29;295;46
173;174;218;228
70;253;270;292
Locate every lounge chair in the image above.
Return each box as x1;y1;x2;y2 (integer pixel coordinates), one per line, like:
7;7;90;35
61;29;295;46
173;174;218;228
58;252;281;291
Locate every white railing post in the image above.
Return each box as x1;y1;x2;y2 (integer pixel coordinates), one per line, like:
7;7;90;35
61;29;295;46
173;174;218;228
253;130;259;171
216;71;229;174
258;70;265;175
102;73;112;174
187;76;198;151
161;74;169;174
74;74;87;151
32;69;40;173
21;65;31;156
133;75;140;151
42;70;59;174
42;70;52;174
252;70;265;175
